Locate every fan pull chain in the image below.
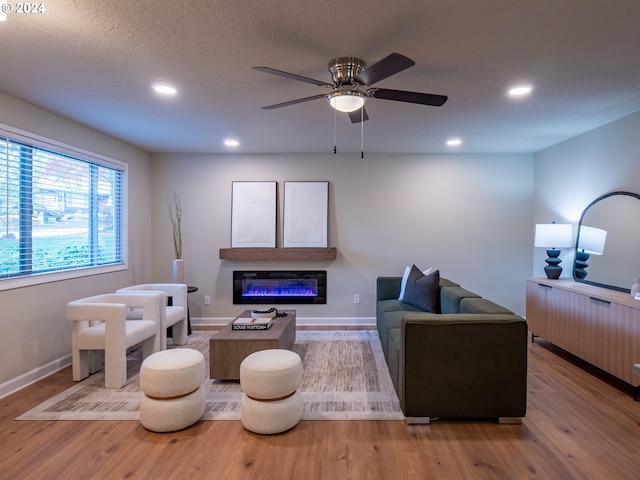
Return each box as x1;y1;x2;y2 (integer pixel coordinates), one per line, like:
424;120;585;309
333;109;337;154
360;108;364;158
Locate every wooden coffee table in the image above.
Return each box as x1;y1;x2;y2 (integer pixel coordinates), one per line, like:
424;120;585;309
209;310;296;379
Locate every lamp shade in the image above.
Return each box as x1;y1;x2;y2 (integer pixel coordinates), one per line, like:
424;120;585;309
578;226;607;255
534;223;573;248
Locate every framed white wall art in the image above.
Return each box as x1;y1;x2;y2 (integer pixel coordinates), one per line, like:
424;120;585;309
283;181;328;248
231;181;277;248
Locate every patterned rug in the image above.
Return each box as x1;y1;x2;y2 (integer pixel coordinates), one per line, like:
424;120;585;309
17;330;404;421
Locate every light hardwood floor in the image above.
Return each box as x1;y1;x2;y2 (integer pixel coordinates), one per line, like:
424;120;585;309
2;331;640;479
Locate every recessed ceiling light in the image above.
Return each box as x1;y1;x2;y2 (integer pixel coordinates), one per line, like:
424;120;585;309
508;85;533;97
447;138;462;146
152;84;177;95
224;139;240;147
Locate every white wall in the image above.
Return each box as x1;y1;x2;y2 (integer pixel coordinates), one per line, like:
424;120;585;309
0;93;152;396
150;152;534;324
532;111;640;278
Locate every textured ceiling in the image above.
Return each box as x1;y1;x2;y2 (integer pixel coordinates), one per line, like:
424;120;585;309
0;0;639;154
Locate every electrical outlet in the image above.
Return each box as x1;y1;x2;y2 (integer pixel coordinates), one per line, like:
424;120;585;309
354;294;360;304
204;295;211;305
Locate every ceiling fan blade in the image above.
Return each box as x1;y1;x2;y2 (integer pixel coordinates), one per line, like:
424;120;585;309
261;93;327;110
354;53;415;86
370;88;448;107
253;67;332;87
348;108;369;123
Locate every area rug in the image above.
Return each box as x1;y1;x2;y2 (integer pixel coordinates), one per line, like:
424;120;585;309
17;330;404;421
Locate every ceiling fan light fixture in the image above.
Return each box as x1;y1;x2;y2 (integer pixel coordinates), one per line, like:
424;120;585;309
328;90;366;113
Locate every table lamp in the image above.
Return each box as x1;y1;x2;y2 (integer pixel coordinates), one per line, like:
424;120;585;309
535;223;573;279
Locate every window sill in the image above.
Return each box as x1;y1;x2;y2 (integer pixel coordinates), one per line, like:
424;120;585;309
0;263;127;292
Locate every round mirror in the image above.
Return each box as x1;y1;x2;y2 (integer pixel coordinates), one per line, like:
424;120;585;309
573;191;640;292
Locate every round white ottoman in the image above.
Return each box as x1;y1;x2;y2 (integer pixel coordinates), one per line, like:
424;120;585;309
239;349;303;434
139;348;206;432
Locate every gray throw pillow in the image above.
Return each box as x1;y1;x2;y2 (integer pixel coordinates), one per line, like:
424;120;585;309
402;265;440;312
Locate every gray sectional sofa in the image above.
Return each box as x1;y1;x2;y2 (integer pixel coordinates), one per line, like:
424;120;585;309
376;268;528;424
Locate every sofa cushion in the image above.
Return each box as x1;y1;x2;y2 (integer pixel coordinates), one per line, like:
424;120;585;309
440;286;481;314
378;299;424;315
402;266;440;313
460;297;514;315
377;299;424;331
376;302;425;358
439;278;460;289
381;308;424;331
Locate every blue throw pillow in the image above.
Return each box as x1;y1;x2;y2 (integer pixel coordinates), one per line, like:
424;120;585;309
398;265;433;300
402;265;440;312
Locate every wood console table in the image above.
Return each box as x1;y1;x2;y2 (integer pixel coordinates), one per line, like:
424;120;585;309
526;277;640;394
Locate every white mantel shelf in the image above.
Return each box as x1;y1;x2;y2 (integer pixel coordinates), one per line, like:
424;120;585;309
219;248;337;261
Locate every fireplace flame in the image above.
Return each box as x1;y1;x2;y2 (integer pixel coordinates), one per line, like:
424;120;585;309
243;284;318;297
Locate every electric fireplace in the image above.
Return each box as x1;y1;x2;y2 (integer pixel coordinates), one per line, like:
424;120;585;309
233;271;327;304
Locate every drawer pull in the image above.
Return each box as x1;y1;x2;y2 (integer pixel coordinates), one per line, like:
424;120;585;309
590;297;611;305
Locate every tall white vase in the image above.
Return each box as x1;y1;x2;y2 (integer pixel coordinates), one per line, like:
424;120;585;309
173;259;185;284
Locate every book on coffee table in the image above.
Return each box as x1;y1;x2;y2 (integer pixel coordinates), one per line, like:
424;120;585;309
231;317;272;330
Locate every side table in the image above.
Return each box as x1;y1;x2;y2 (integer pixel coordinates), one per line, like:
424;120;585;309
167;285;197;335
187;286;197;335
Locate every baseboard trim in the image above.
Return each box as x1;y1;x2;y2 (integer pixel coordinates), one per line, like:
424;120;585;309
0;354;72;400
191;316;376;327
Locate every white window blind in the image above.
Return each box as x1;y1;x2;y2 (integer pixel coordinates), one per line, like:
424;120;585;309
0;129;125;282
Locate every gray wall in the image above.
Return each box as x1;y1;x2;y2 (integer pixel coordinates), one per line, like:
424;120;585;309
150;152;534;324
0;93;152;394
532;111;640;278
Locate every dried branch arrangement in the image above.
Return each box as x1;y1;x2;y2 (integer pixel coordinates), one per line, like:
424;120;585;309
167;192;182;259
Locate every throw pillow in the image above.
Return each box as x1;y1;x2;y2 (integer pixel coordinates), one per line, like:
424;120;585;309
402;265;440;312
398;265;433;300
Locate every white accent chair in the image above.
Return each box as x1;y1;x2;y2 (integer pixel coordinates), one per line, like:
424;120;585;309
67;292;163;389
116;283;188;349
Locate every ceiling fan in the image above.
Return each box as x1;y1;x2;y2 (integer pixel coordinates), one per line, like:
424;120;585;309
253;53;448;123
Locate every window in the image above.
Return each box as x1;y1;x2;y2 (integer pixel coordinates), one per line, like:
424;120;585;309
0;126;126;289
